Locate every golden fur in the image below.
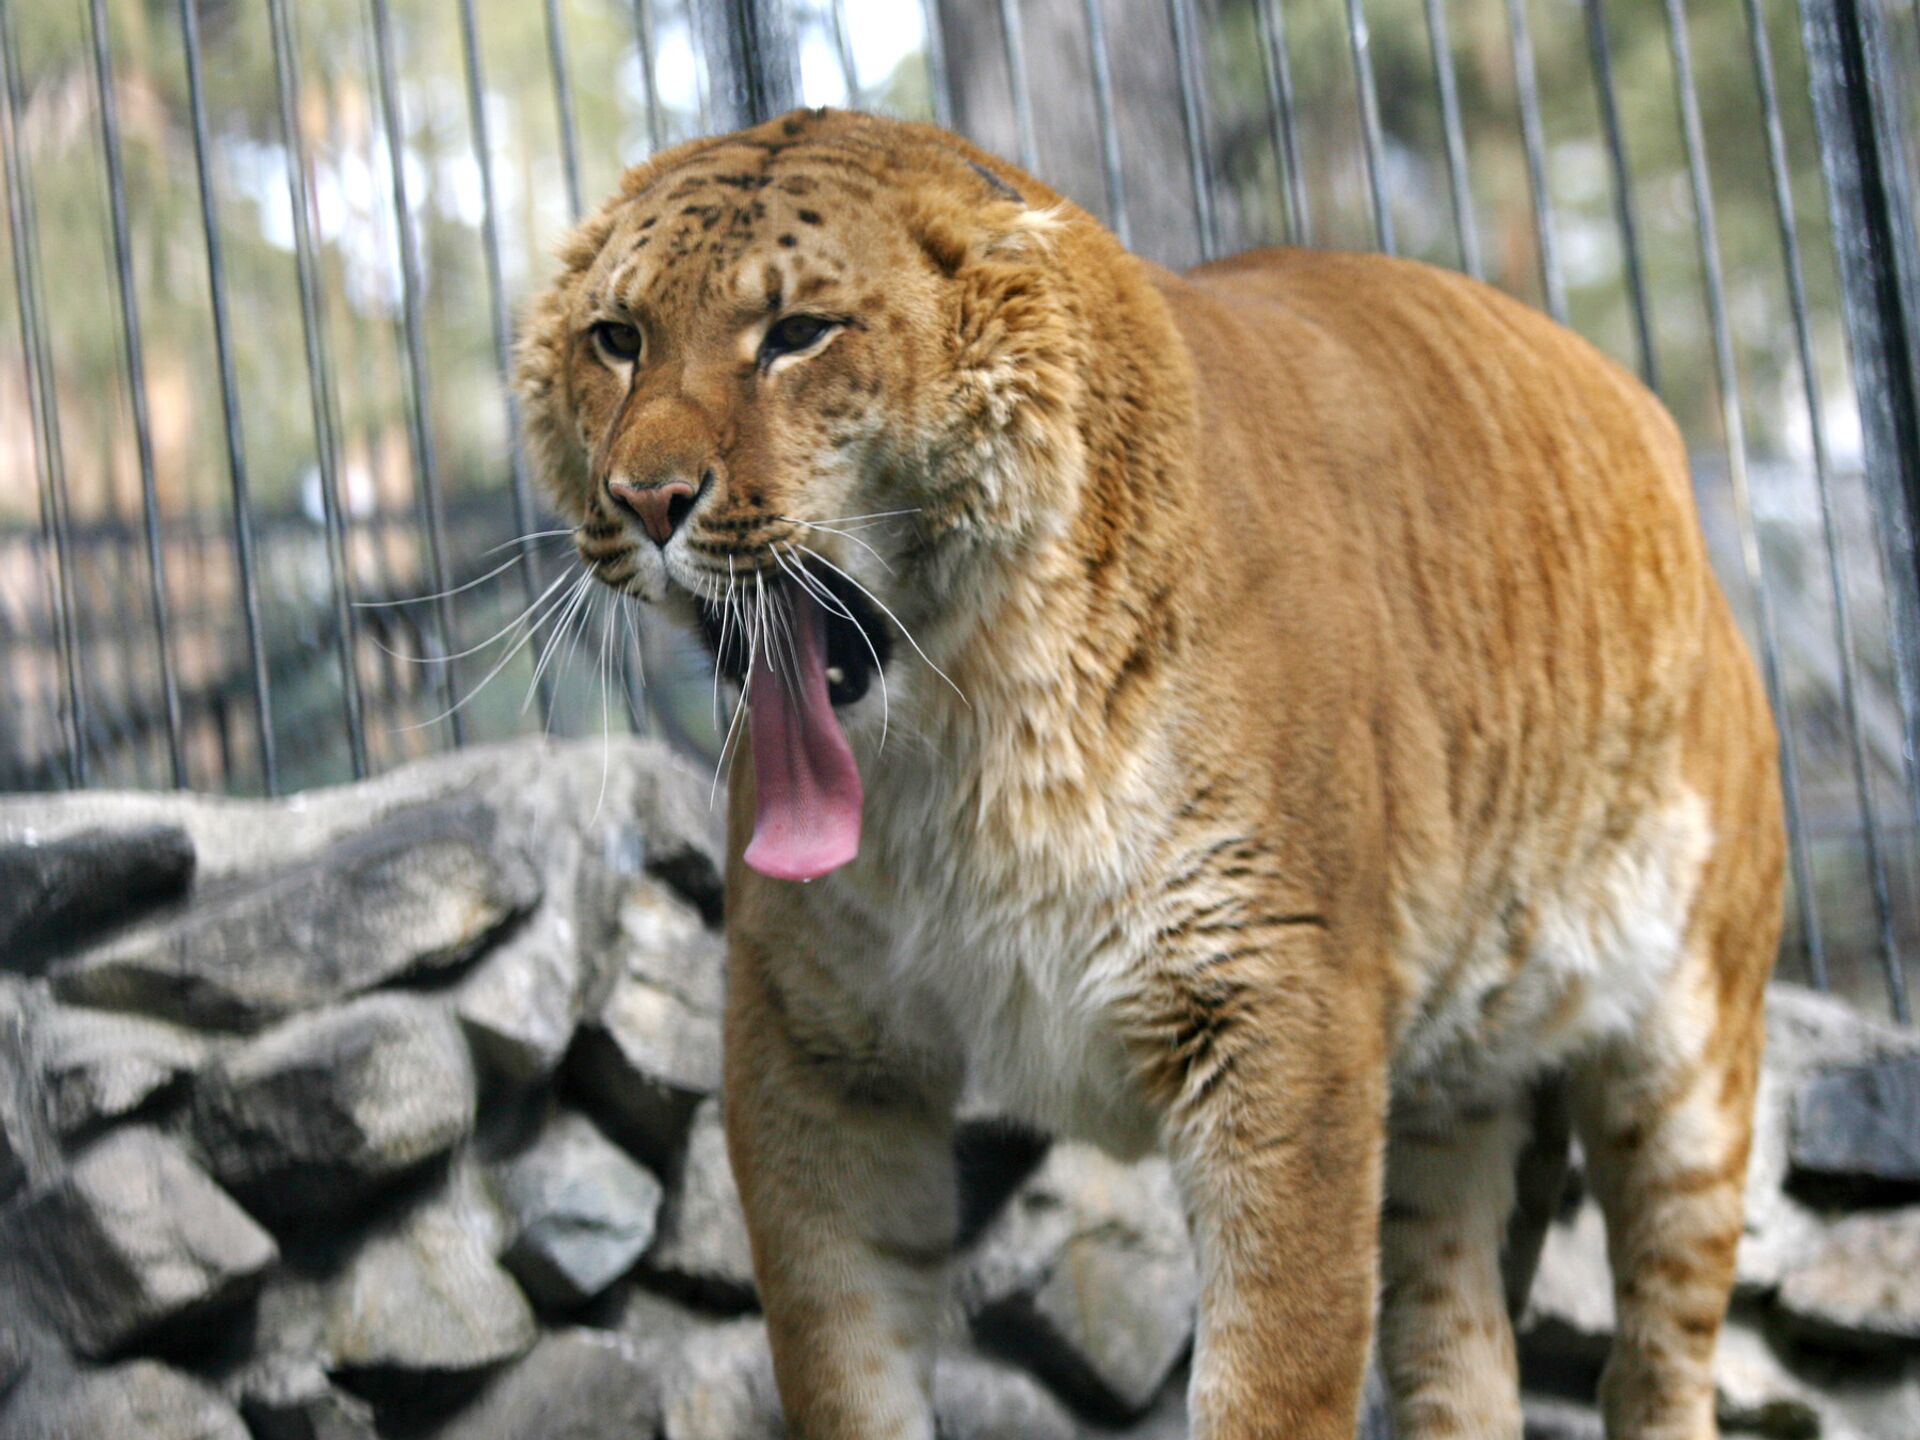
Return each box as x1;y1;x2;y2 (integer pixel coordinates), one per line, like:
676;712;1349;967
517;108;1784;1439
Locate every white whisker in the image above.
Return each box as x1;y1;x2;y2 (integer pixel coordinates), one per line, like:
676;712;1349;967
796;543;968;706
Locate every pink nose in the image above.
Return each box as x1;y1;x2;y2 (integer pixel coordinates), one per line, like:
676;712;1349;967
608;478;696;547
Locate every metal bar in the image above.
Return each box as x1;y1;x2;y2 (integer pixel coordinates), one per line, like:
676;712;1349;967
1583;0;1657;387
1167;0;1218;261
1801;0;1920;1020
269;0;368;779
701;0;799;130
1423;0;1479;277
1505;0;1566;321
828;0;863;108
460;0;554;728
1345;0;1394;253
1;0;85;785
687;0;714;133
369;0;463;746
1664;0;1824;977
920;0;953;128
87;0;184;787
632;0;665;153
1082;0;1129;246
1254;0;1309;245
179;0;279;791
996;0;1038;174
1748;0;1899;1013
543;0;584;219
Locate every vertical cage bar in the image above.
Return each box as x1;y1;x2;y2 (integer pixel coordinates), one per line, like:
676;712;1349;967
460;0;554;727
1802;0;1920;1019
632;0;666;153
1082;0;1129;246
1505;0;1566;321
1423;0;1479;277
701;0;799;130
544;0;584;219
179;0;278;792
1583;0;1658;388
1;0;85;785
1749;0;1902;1014
87;0;184;787
828;0;863;108
269;0;368;779
920;0;953;128
996;0;1038;174
1344;0;1394;253
369;0;463;746
1664;0;1824;977
1167;0;1218;261
1254;0;1309;244
688;0;715;134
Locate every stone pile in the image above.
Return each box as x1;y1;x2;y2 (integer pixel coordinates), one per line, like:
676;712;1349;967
0;738;1913;1438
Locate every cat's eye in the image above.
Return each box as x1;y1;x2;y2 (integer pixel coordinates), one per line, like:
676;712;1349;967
591;320;643;366
759;314;836;366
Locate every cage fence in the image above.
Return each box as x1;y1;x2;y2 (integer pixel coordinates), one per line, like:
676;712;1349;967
1;0;1918;1025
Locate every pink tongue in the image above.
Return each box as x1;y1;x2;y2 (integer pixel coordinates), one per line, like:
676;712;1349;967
742;603;863;881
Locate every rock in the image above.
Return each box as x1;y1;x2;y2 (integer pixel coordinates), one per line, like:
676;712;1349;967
931;1351;1077;1440
234;1357;378;1440
35;1003;205;1137
1776;1206;1920;1350
654;1316;783;1440
50;800;539;1029
0;823;195;972
431;1328;660;1440
591;1281;724;1353
1520;1201;1615;1365
496;1109;664;1308
1714;1313;1821;1438
0;1359;249;1440
1522;1393;1606;1440
191;994;475;1224
456;891;585;1083
1741;987;1920;1296
1791;1055;1920;1194
0;982;53;1199
8;1127;276;1357
320;1181;536;1380
642;1098;757;1310
960;1141;1197;1422
0;1322;26;1401
568;876;723;1172
953;1114;1050;1248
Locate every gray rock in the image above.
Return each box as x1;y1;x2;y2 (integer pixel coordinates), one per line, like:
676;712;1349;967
1792;1055;1920;1192
0;983;53;1199
643;1098;757;1310
35;1003;205;1137
1715;1313;1822;1439
456;889;585;1083
569;877;724;1172
431;1328;660;1440
235;1357;379;1440
931;1351;1077;1440
0;1322;26;1402
191;993;475;1224
0;823;195;972
497;1109;664;1308
320;1181;536;1378
1742;988;1920;1297
51;800;538;1029
655;1316;784;1440
1520;1201;1615;1364
1776;1206;1920;1350
8;1127;276;1357
1523;1394;1605;1440
961;1141;1197;1422
0;1359;249;1440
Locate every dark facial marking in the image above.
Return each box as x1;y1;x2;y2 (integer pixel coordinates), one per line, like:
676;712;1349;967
778;234;797;248
968;160;1025;204
797;209;823;225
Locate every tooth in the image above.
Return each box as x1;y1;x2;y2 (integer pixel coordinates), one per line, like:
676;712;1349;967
825;665;846;685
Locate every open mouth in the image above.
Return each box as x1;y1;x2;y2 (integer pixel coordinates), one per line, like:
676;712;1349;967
694;567;893;710
691;567;894;884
